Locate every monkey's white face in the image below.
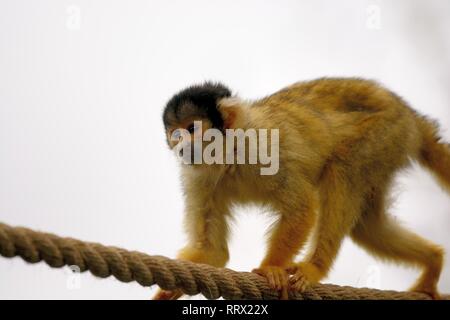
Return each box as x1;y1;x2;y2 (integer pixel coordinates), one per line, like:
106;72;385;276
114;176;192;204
165;110;280;175
167;118;215;165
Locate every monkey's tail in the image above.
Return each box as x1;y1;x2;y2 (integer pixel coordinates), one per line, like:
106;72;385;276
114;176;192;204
416;115;450;194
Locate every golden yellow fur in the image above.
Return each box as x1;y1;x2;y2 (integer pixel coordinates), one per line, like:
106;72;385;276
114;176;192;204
155;78;449;300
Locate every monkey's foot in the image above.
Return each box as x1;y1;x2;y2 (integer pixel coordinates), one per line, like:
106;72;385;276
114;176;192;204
409;284;441;300
153;288;184;300
252;266;289;299
287;262;322;293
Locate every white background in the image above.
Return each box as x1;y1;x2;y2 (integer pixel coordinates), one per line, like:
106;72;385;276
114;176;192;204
1;0;449;299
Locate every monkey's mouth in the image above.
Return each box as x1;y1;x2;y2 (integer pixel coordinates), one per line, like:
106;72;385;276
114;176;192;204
175;145;203;165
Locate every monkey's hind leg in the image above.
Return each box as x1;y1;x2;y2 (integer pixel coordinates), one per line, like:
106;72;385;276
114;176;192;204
350;189;444;299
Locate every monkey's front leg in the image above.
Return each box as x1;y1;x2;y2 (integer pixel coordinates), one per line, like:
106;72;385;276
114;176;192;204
153;197;230;300
252;206;315;299
288;164;362;293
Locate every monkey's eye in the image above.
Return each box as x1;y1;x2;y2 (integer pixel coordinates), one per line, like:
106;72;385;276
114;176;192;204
171;129;182;141
186;123;198;133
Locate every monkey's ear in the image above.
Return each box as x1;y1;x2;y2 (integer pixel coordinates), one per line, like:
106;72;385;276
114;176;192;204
218;97;246;129
221;107;237;129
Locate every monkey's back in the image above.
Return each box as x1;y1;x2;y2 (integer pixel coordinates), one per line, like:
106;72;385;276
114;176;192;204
256;78;424;186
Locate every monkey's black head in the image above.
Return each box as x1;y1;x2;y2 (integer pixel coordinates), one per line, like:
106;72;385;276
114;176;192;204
162;81;232;132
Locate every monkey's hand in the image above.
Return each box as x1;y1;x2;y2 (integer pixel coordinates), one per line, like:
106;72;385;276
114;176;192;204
153;288;184;300
252;266;289;300
286;262;322;293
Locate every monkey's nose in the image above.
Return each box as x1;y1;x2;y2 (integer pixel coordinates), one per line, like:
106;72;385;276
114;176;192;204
179;149;183;157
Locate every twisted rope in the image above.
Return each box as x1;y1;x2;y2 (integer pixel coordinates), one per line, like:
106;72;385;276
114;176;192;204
0;222;446;300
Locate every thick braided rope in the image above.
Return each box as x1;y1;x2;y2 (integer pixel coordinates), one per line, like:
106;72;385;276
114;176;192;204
0;222;446;300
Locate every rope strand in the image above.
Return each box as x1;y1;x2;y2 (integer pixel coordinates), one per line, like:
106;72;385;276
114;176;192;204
0;222;446;300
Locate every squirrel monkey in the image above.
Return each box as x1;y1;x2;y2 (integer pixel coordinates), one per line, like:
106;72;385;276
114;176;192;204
154;78;449;300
